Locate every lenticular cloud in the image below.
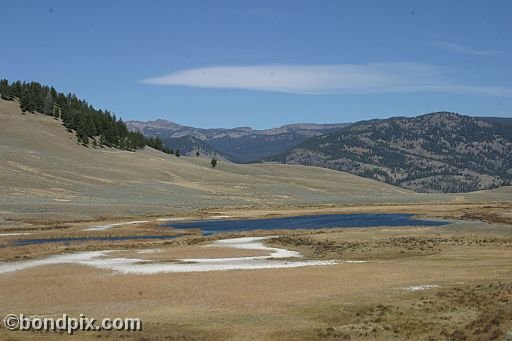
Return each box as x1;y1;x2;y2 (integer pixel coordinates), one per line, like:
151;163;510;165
140;63;512;97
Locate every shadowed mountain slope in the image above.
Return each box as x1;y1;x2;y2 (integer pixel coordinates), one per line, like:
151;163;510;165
126;119;349;162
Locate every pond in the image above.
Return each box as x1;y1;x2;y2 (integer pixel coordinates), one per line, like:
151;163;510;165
165;213;449;236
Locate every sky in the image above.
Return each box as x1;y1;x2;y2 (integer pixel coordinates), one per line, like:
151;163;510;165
1;0;511;129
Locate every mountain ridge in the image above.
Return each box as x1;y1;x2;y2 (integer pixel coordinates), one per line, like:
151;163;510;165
270;112;512;193
126;119;350;162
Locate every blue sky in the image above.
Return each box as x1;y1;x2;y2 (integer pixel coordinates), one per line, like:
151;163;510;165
1;1;511;128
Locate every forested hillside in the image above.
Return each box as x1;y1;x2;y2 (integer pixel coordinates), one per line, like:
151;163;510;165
273;112;512;193
0;79;168;153
160;135;222;157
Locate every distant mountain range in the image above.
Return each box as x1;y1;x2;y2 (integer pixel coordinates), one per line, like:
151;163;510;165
126;120;350;162
270;113;512;193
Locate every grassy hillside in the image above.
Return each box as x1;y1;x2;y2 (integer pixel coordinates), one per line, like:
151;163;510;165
3;99;511;227
1;98;428;224
274;112;512;193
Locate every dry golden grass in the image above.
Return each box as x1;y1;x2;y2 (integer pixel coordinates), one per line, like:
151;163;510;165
0;217;511;340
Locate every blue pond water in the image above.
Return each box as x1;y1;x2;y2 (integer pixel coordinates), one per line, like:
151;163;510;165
165;213;449;236
12;234;185;247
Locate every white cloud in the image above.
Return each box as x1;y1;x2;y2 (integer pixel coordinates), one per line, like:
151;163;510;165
140;63;512;97
430;41;503;57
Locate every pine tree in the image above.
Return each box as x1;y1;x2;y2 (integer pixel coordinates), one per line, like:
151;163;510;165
53;104;60;118
85;115;96;137
43;92;54;115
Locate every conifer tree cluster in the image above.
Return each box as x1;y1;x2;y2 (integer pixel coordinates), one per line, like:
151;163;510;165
145;136;173;154
0;79;171;153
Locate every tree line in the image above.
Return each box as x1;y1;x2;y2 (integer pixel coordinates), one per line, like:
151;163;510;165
0;78;171;153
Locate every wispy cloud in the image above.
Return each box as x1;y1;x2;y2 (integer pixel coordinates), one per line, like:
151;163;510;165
140;63;512;97
430;41;503;57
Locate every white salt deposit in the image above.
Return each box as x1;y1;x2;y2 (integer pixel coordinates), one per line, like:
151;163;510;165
208;236;302;258
0;251;142;274
0;233;31;237
137;249;162;254
0;237;341;274
403;284;440;291
84;220;149;231
156;215;232;222
155;217;192;222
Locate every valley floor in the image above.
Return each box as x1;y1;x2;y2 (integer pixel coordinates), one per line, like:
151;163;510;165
0;202;511;340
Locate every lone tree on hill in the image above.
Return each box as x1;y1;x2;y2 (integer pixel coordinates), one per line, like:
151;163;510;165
211;157;217;168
